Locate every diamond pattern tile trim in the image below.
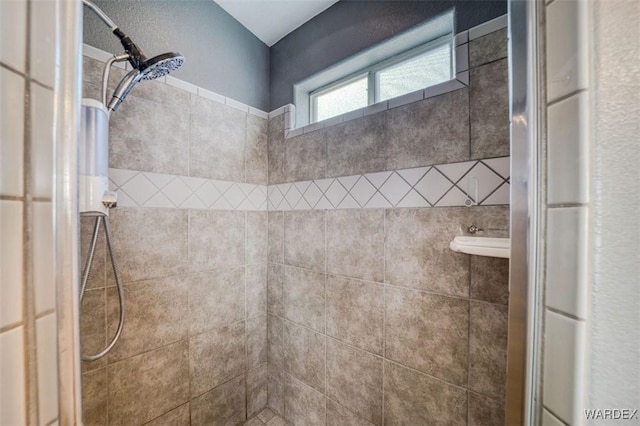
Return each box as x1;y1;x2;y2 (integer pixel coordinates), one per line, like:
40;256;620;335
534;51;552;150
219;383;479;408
109;168;267;211
110;156;508;212
268;156;510;211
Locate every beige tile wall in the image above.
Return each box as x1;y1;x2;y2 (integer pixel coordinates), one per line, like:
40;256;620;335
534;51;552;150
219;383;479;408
80;56;269;425
266;28;510;426
80;26;509;426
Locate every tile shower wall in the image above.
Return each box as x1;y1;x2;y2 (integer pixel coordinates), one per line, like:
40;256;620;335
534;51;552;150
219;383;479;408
266;27;510;426
80;55;268;425
1;1;60;425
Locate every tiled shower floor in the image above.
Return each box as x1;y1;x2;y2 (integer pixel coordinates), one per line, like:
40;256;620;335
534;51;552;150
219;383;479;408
245;408;290;426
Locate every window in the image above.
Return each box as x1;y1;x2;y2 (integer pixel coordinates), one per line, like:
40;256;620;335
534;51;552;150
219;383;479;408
376;42;452;102
295;10;458;127
312;75;369;122
309;38;453;122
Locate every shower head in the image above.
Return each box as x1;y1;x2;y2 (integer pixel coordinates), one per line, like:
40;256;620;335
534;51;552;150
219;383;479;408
106;69;143;112
106;52;184;112
138;52;185;81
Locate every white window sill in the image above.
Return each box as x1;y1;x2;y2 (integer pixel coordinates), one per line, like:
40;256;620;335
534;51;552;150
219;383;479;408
283;73;469;139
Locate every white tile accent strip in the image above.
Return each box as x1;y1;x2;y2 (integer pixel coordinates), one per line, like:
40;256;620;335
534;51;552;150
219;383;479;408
110;157;509;212
109;169;268;211
82;43;269;118
268;156;510;211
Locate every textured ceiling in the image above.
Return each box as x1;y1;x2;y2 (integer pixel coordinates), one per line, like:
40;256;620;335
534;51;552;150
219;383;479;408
213;0;339;46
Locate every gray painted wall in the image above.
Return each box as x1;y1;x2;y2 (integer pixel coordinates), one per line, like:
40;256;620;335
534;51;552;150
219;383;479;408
270;0;507;109
83;0;270;111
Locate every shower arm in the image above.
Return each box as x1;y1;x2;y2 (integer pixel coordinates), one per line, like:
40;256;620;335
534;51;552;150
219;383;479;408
82;0;118;31
101;54;130;107
83;0;149;71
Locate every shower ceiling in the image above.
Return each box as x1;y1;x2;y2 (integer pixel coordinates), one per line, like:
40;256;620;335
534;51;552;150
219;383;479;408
213;0;339;46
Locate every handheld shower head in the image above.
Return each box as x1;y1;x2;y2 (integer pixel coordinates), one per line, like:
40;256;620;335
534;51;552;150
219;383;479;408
106;51;184;112
106;52;185;112
107;69;143;112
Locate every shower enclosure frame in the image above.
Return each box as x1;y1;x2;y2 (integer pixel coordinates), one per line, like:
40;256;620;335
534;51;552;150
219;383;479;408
505;0;545;424
54;0;83;424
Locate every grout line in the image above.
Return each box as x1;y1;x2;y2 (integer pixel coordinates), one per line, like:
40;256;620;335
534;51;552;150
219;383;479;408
545;307;587;323
0;195;26;202
244;211;249;421
466;253;472;425
546;88;588;107
324;208;328;425
468;55;509;72
44;417;58;426
547;202;589;209
478;180;509;205
0;61;28;77
140;403;189;426
468;72;473;161
267;261;508;307
189;371;248;401
22;0;40;420
382;283;387;425
278;316;471;396
325;395;375;426
34;308;55;320
0;321;24;334
0;62;54;91
543;406;571;426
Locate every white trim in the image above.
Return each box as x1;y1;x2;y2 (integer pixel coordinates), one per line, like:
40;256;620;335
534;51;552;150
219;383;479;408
225;97;250;113
165;75;198;94
387;89;424;109
249;107;268;119
468;14;508;41
455;31;469;46
455;43;469;72
305;35;455;126
197;87;226;105
283;68;470;138
268;105;286;119
82;43;126;69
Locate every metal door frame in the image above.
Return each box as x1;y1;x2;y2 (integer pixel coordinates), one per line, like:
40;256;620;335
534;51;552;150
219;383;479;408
505;0;544;424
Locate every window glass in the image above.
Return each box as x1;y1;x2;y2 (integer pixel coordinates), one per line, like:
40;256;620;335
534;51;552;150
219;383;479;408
313;76;368;122
376;42;452;102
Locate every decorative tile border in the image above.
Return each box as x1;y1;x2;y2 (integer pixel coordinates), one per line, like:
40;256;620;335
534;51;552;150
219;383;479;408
107;156;509;212
108;169;268;211
268;157;510;211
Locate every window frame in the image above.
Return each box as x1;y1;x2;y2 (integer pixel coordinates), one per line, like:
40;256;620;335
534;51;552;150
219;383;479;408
309;72;371;123
308;34;454;124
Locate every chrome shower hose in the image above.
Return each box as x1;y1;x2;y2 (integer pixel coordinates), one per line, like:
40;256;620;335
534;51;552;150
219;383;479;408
80;214;125;361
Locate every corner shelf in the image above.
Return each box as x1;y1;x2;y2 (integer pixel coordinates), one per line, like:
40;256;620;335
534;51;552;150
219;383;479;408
449;236;510;259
